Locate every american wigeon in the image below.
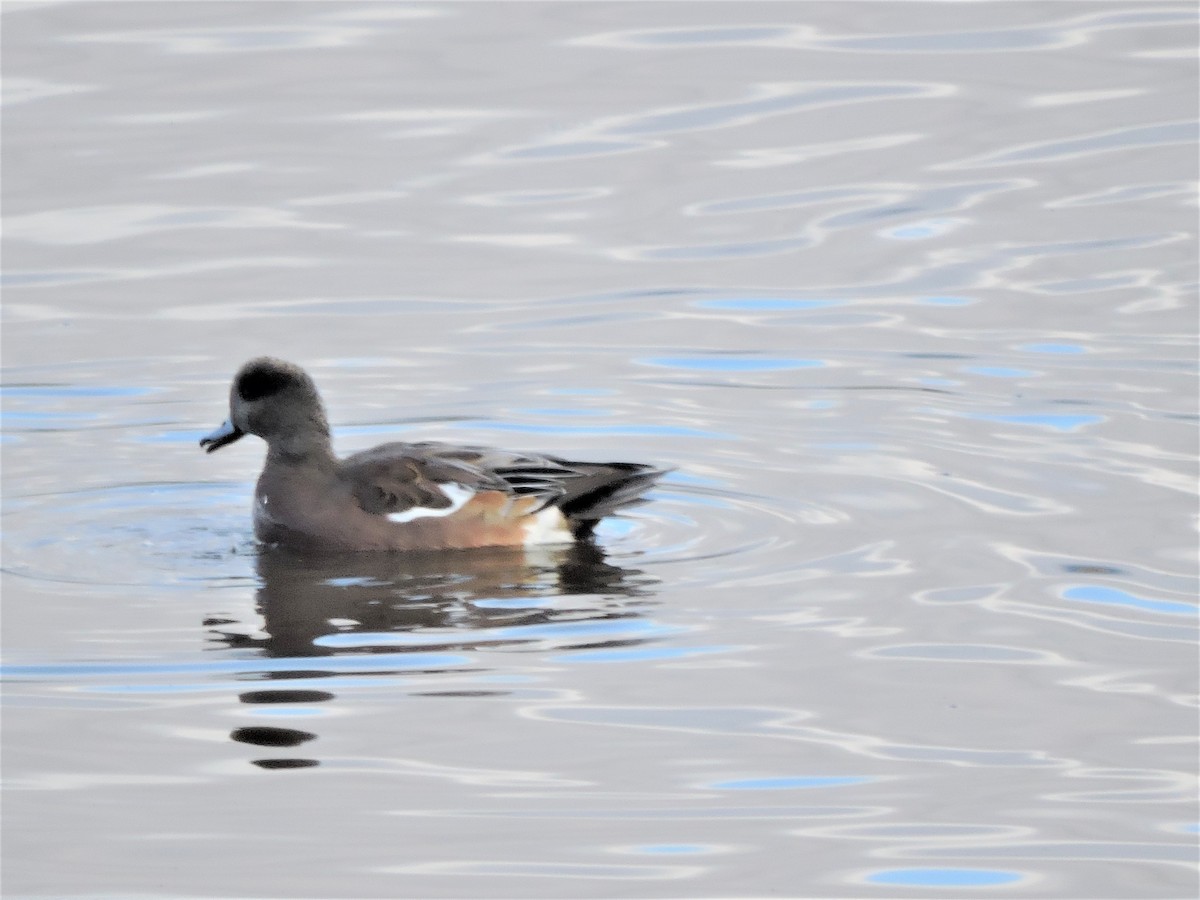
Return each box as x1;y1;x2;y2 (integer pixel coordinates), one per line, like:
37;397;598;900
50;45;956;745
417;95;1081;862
200;357;667;553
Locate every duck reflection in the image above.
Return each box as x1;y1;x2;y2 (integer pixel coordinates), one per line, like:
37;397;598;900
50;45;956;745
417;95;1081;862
208;542;656;768
215;541;654;657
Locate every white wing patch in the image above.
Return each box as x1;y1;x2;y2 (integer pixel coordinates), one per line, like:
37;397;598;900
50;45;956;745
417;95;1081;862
522;506;573;546
386;483;474;524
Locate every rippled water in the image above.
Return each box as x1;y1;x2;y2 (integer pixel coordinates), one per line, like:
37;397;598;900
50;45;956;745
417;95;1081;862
2;2;1197;897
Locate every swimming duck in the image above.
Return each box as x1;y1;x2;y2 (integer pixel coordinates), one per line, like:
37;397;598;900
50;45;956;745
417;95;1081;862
200;357;666;553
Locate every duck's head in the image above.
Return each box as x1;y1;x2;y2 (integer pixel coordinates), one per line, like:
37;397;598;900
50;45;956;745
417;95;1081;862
200;357;329;454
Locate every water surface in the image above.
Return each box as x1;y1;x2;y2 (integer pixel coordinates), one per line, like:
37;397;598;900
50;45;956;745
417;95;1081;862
2;2;1197;898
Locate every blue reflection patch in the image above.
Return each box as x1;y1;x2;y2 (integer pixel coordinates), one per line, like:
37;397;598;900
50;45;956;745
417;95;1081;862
963;366;1036;378
1;385;155;398
970;412;1103;432
641;356;825;371
662;470;726;487
1062;585;1196;616
886;219;961;240
1019;342;1088;354
1;410;97;423
711;775;872;790
594;516;639;537
1;653;470;680
866;868;1023;887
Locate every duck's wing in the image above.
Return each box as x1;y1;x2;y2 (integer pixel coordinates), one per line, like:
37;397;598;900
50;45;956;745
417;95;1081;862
341;442;578;517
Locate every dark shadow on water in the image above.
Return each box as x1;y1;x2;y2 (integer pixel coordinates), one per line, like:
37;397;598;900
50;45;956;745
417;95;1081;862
206;541;659;768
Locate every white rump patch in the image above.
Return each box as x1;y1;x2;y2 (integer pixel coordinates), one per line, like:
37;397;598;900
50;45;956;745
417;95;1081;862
523;506;573;546
386;483;474;524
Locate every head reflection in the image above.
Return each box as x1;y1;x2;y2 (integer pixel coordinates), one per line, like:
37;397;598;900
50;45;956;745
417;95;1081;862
209;542;656;768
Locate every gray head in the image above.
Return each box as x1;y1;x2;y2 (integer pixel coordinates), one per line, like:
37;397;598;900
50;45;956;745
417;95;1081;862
200;357;331;457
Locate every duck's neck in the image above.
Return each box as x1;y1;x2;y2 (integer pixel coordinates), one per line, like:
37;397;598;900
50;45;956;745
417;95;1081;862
267;427;336;468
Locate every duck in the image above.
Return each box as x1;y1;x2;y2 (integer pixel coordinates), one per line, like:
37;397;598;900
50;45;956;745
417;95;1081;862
200;357;667;553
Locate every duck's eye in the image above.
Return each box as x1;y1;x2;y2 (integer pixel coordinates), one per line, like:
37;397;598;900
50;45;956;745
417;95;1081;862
237;365;293;401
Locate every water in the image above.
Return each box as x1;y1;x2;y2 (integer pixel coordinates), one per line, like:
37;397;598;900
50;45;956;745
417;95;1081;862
2;2;1197;897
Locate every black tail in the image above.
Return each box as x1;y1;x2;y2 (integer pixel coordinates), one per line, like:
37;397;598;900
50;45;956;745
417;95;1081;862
555;462;669;537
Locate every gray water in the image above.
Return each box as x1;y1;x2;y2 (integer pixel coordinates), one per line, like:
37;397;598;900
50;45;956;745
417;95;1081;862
2;2;1197;898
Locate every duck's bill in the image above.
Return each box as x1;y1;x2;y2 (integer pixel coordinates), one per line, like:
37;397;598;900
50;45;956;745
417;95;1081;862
200;418;245;453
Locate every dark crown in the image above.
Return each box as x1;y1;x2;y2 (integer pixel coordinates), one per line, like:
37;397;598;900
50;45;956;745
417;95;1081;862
237;363;294;402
